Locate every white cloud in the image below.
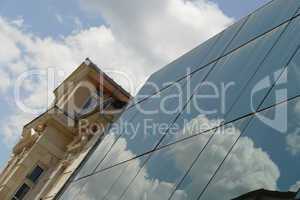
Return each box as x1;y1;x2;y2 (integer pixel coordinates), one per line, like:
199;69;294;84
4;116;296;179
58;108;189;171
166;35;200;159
11;17;24;28
286;129;300;156
64;133;187;200
63;116;280;200
0;19;21;64
1;113;34;144
171;115;280;199
79;0;233;67
0;69;11;93
0;0;232;150
0;18;150;145
290;181;300;192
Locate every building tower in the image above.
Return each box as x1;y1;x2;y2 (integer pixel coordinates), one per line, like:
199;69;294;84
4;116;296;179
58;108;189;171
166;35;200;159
0;59;131;200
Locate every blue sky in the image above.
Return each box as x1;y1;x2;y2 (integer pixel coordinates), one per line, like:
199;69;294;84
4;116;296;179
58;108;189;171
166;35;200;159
0;0;269;38
0;0;270;169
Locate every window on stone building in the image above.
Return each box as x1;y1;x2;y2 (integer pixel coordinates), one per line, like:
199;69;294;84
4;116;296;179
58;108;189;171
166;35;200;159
11;183;30;200
26;165;44;184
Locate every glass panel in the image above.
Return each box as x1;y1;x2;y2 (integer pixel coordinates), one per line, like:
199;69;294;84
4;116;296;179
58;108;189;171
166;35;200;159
261;48;300;109
226;16;300;122
137;16;248;99
141;34;220;94
226;0;300;53
168;116;251;200
120;130;214;200
27;165;44;183
97;78;192;170
99;158;150;200
134;62;213;107
58;179;87;200
73;133;119;181
98;65;215;170
200;97;300;200
201;16;249;65
161;23;286;146
97;65;214;171
76;155;148;200
132;77;162;105
73;107;139;180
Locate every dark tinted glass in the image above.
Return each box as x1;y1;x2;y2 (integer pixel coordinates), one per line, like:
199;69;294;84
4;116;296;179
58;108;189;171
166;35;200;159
226;0;300;53
97;78;191;170
81;156;148;200
99;156;149;200
261;48;300;109
58;1;300;199
120;127;218;200
227;15;300;122
168;116;251;200
201;16;248;65
139;34;220;96
27;165;44;183
14;183;30;200
161;23;286;146
97;65;214;170
59;179;87;200
132;77;161;104
74;106;138;180
200;98;300;200
135;16;248;100
73;133;119;180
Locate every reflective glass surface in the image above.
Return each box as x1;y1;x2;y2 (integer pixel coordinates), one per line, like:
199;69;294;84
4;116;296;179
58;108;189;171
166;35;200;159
141;34;220;95
262;48;300;109
73;133;120;180
101;156;150;200
168;117;251;200
200;98;300;200
75;155;148;200
297;8;300;17
226;0;300;53
161;23;286;146
227;15;300;122
201;16;248;65
135;16;248;100
74;106;138;180
98;65;213;171
58;1;300;199
59;179;87;200
120;132;214;200
98;78;191;170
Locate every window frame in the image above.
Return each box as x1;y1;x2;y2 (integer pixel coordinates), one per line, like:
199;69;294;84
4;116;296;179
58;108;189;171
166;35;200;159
26;164;45;184
11;183;31;200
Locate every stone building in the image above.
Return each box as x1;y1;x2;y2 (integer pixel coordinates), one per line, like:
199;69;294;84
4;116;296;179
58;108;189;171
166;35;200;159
0;59;131;200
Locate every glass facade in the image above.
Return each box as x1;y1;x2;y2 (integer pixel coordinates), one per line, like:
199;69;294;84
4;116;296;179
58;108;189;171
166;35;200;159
58;1;300;199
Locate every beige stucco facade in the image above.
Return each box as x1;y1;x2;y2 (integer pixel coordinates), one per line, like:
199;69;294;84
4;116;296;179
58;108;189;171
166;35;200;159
0;59;131;200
